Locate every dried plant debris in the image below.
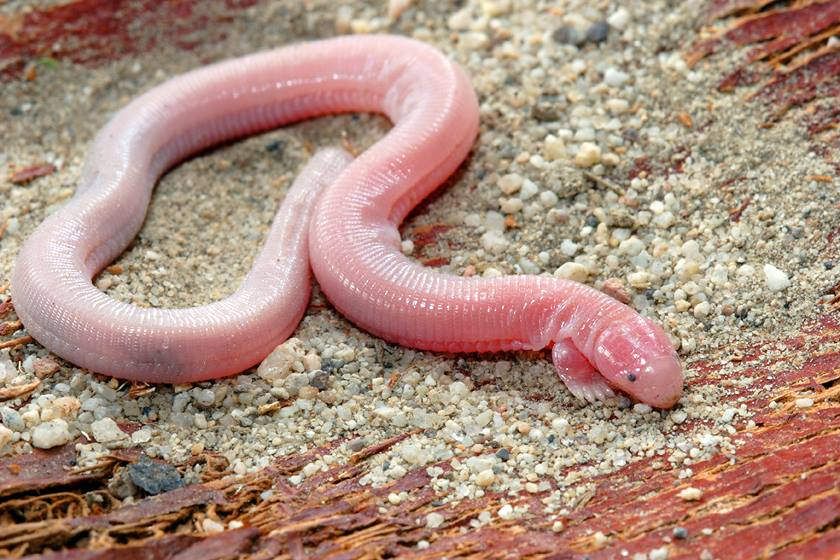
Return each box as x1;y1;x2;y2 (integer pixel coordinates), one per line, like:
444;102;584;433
690;0;840;137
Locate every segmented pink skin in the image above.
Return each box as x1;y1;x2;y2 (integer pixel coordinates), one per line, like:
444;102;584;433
11;35;683;407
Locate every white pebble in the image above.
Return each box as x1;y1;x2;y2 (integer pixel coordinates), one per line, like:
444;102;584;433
426;512;445;528
795;398;813;408
499;197;523;213
574;142;601;167
481;231;509;254
555;262;589;282
607;7;630;29
31;419;72;449
539;190;558;207
0;425;13;448
447;8;471;30
543;135;566;161
519;179;539;200
693;301;710;319
763;264;790;292
202;519;225;533
604;68;629;86
652;211;675;229
498;173;523;194
560;239;579;256
677;487;703;501
628;271;651;289
649;547;669;560
619;237;645;256
90;417;128;443
464;213;481;227
475;469;495;487
497;504;514;520
485;210;506;232
605;98;629;114
401;239;415;255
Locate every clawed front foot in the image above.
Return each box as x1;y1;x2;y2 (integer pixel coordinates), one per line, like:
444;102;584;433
552;339;615;404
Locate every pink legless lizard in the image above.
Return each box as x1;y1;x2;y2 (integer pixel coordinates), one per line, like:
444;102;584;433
11;35;683;408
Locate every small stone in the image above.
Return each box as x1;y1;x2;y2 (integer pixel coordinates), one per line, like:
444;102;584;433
555;262;589;282
628;271;652;289
532;95;563;122
447;8;471;30
426;512;445;528
499;197;523;213
498;173;523;194
132;427;152;444
593;530;609;547
495;448;510;461
552;26;583;45
607;7;630;29
552;520;565;532
258;338;305;382
42;396;81;420
202;519;225;533
652;211;675;229
794;397;814;408
481;231;509;254
543;135;566;161
348;437;367;452
539;191;559;208
1;406;26;432
519;179;539;200
604;68;629;86
460;31;489;50
673;527;688;540
194;388;216;407
574;142;601;167
693;301;710;319
763;264;791;292
128;454;183;495
475;469;495;487
481;0;510;17
33;357;60;377
0;425;13;448
90;417;128;443
585;21;609;43
31;419;72;449
606;98;629;114
560;239;579;256
498;504;515;520
303;352;321;371
649;547;669;560
677;487;703;501
602;278;632;304
310;371;330;391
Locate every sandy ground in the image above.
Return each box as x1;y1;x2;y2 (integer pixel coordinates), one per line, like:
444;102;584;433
1;0;838;533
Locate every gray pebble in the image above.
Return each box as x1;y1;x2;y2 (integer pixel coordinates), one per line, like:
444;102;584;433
0;407;25;432
532;95;564;122
552;26;583;46
673;527;688;540
128;454;183;495
348;437;367;452
585;21;610;44
310;371;330;391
